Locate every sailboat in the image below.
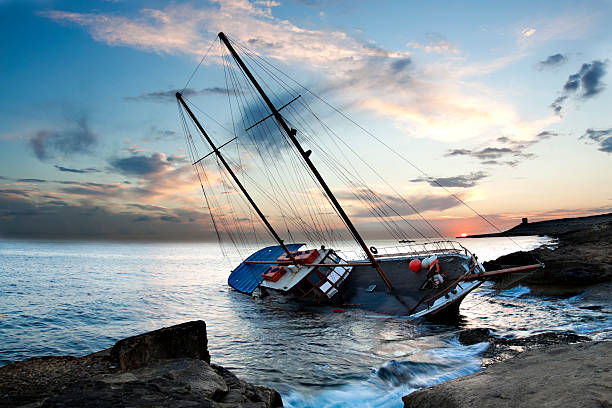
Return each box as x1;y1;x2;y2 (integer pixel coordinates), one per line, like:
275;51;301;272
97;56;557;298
176;32;543;319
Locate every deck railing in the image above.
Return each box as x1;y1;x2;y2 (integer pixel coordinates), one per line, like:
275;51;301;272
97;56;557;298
336;240;470;262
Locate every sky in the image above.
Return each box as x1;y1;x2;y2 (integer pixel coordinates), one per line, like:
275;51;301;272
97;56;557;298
0;0;611;242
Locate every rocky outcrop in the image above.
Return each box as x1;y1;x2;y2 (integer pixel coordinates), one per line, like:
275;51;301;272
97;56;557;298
403;341;612;408
0;321;282;408
111;320;211;370
466;212;612;238
482;218;612;286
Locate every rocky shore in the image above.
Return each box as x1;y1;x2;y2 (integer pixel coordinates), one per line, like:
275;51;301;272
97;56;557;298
482;213;611;286
403;340;612;408
0;321;282;408
402;214;612;407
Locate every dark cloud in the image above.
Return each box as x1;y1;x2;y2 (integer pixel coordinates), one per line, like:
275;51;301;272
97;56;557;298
580;60;607;97
445;147;513;160
0;191;213;241
445;148;472;157
29;117;97;160
390;58;412;72
550;95;568;114
563;73;581;92
110;153;171;175
160;215;181;223
538;53;567;69
445;131;559;166
132;215;150;222
125;87;232;102
0;189;31;197
17;178;47;183
551;60;608;114
580;128;612;153
411;171;488;188
535;131;557;140
54;165;100;174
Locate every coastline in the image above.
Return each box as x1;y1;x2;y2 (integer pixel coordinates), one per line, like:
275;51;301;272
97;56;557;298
402;214;612;406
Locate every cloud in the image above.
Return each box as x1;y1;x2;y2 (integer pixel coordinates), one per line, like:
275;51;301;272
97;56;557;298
445;131;559;165
144;126;180;143
39;1;542;144
29;117;97;160
55;165;100;173
538;53;567;69
411;171;488;188
521;27;536;38
125;87;232;102
60;182;124;198
407;34;458;54
17;178;47;183
579;60;608;97
160;215;181;222
338;188;463;218
551;59;608;114
580;128;612;153
110;152;173;175
0;190;214;241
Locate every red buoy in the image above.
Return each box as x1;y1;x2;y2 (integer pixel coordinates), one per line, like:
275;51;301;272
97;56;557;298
409;259;421;272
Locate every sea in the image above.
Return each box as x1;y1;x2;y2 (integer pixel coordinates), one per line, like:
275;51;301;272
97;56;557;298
1;237;611;407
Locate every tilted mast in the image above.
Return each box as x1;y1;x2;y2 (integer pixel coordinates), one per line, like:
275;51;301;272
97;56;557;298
218;32;394;290
176;92;297;264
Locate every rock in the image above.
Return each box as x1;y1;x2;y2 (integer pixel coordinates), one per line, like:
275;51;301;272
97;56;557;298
457;328;492;345
42;359;228;407
0;321;282;408
403;341;612;408
476;215;612;287
212;364;283;407
456;328;590;364
111;320;211;370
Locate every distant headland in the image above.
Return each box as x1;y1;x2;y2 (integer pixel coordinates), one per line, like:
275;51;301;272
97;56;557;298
460;212;612;238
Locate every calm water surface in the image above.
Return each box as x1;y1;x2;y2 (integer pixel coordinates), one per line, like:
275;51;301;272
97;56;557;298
1;237;610;407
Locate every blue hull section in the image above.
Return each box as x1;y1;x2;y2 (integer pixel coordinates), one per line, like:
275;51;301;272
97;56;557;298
228;243;304;294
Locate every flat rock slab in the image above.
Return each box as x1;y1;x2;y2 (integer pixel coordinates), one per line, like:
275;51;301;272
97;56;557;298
403;341;612;408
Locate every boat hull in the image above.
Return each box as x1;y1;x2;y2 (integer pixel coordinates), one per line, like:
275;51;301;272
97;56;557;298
342;253;483;317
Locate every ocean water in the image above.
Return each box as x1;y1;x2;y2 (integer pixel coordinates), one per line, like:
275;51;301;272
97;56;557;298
1;237;610;407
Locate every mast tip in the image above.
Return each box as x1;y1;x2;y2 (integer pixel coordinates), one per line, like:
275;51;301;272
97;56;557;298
175;91;181;99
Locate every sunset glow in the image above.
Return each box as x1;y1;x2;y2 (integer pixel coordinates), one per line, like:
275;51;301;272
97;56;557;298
0;0;610;241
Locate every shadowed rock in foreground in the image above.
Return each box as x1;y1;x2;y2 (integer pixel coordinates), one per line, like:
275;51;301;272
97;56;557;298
0;321;282;408
403;341;612;408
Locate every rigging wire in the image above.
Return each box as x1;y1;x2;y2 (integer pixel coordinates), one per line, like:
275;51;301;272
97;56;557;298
232;39;431;247
182;34;219;93
228;35;523;250
230;38;443;243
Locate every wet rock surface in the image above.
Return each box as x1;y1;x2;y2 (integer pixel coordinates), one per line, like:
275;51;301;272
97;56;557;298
403;340;612;408
457;328;590;365
0;321;282;408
